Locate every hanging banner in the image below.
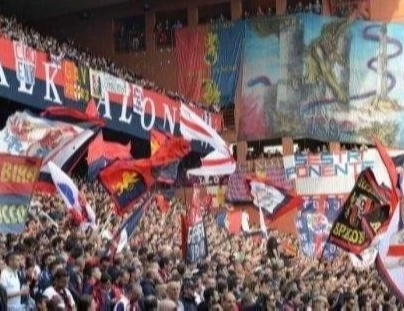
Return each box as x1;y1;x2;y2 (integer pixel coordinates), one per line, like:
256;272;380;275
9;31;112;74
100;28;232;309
0;36;222;144
0;154;41;233
176;21;244;107
239;14;404;148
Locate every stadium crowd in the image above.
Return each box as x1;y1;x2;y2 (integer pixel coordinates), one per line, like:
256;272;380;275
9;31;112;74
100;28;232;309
0;175;399;311
0;13;219;112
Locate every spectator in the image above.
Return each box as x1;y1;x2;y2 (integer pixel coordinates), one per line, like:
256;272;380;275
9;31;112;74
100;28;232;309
43;269;76;310
0;252;29;310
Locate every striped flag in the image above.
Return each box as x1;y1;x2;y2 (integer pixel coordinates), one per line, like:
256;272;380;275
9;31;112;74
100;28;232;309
109;194;152;255
180;103;230;157
48;161;96;229
187;150;236;177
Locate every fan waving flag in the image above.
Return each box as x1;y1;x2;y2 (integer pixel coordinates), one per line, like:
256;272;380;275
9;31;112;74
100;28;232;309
48;162;96;229
108;194;153;256
187;150;236;177
328;169;391;255
249;178;302;220
87;132;131;180
99;159;154;215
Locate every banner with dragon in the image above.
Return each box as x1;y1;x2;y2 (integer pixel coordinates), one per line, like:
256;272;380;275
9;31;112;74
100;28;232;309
176;21;244;108
239;14;404;148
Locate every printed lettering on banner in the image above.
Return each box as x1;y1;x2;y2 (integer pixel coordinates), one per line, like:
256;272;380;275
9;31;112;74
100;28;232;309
13;41;36;89
89;69;104;99
133;84;144;115
63;61;77;100
186;221;208;264
102;73;129;96
284;150;376;180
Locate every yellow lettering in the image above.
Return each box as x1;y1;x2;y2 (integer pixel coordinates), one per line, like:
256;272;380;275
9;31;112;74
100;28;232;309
16;165;27;183
1;163;12;183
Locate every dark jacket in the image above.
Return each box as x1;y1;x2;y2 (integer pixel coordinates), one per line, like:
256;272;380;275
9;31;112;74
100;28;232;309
181;296;198;311
140;279;156;297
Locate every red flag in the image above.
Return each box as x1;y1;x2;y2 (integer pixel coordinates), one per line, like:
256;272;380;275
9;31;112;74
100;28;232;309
156;194;170;213
151;136;191;167
42;103;105;126
87;132;131;180
151;130;168;156
85;98;99;119
87;132;131;163
99;159;153;215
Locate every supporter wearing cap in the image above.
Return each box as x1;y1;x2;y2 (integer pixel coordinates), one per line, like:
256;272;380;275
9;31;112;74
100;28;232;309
0;252;29;311
43;269;76;310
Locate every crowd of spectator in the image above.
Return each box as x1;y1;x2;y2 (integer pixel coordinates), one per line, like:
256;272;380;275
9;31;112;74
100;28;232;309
0;13;218;112
287;0;323;15
0;172;400;310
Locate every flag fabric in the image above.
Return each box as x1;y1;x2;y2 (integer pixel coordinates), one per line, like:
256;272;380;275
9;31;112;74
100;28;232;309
156;194;170;213
187;150;236;177
249;178;303;220
99;159;153;215
226;173;253;203
176;22;244;107
0;111;97;192
180;103;230;157
150;133;191;184
182;185;209;263
349;246;378;270
48;161;96;229
109;194;153;256
328;169;392;255
376;205;404;302
41;102;105;127
0;154;41;233
87;132;131;180
150;129;168;156
387;229;404;257
259;204;268;239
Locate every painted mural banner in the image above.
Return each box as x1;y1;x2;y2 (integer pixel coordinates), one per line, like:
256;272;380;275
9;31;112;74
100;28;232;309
239;14;404;148
0;36;222;143
176;21;244;108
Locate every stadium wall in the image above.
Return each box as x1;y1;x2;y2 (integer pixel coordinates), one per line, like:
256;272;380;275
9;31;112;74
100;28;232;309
32;0;404;163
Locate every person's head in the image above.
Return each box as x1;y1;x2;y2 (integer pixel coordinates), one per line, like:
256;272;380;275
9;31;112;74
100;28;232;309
77;294;96;311
157;299;176;311
49;260;64;276
5;252;19;270
156;284;167;300
53;269;69;290
90;266;102;281
116;269;130;286
222;292;237;311
181;278;194;299
166;281;181;302
203;287;219;306
124;283;143;302
144;295;158;311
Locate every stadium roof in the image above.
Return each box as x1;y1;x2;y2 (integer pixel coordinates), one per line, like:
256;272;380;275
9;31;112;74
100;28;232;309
2;0;135;21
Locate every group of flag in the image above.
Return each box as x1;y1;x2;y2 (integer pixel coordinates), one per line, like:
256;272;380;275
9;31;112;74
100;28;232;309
4;98;404;300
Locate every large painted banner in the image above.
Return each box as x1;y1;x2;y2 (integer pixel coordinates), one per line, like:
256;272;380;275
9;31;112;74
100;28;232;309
239;14;404;148
0;36;222;143
176;22;244;108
